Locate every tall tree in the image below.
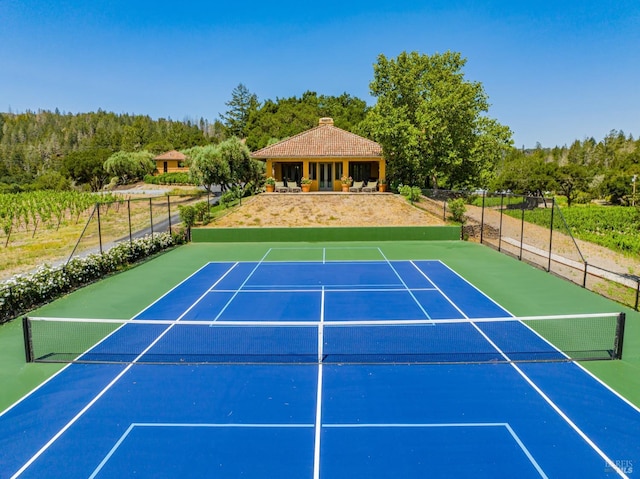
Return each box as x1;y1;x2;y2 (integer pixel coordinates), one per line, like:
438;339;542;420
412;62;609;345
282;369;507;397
220;84;260;138
187;138;263;194
103;151;155;184
62;149;112;191
361;51;512;189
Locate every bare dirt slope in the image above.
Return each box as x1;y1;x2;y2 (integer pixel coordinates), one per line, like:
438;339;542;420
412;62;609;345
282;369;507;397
214;193;447;228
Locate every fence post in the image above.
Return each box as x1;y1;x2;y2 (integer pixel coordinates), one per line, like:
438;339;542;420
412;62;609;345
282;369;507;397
498;194;504;251
480;192;485;244
67;204;97;264
97;203;103;255
127;199;132;245
149;198;154;236
518;198;525;260
635;281;640;311
547;198;555;272
167;195;172;235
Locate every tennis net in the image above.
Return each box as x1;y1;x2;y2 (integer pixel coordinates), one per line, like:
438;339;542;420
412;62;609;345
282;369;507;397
23;312;625;365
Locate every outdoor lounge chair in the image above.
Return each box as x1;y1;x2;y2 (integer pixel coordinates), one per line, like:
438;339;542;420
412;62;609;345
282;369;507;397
349;181;364;192
275;181;289;193
362;181;378;193
287;180;301;193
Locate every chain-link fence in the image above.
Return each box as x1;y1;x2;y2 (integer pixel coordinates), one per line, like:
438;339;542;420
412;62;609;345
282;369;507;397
66;194;205;262
1;193;207;323
422;190;640;311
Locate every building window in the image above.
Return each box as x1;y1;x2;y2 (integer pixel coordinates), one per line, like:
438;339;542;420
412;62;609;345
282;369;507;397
309;162;317;180
335;162;343;180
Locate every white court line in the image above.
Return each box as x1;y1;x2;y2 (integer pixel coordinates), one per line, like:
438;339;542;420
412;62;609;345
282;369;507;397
377;249;432;320
327;422;547;478
212;250;272;321
0;261;217;418
313;287;326;479
10;262;240;479
425;261;629;478
89;421;545;479
90;422;314;479
217;286;432;293
409;260;469;319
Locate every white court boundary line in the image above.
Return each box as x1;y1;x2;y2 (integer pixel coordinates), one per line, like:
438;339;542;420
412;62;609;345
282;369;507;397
420;260;629;478
0;260;219;418
211;250;272;321
377;249;432;321
88;421;546;479
435;258;635;414
9;262;241;479
9;259;633;479
313;286;326;479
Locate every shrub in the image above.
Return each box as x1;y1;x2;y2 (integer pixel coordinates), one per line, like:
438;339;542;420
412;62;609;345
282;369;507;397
144;173;193;185
400;185;422;203
448;198;467;223
220;189;240;208
0;232;185;323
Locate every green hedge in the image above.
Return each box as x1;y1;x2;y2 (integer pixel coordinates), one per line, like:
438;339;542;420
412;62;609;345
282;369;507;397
0;231;186;323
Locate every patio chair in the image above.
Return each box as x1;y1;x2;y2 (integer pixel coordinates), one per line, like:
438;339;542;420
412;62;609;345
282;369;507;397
275;181;289;193
349;181;364;192
287;180;301;193
362;181;378;193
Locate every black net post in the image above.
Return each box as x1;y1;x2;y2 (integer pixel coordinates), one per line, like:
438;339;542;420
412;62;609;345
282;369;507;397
23;316;34;363
613;313;626;360
583;262;588;288
635;281;640;311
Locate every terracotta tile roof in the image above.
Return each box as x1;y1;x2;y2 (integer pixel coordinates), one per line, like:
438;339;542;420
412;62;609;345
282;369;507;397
154;150;186;160
251;120;382;159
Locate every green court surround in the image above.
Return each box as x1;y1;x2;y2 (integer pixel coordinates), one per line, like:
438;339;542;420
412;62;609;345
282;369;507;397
1;240;638;411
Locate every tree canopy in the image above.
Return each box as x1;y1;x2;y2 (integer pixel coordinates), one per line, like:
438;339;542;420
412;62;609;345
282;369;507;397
187;138;264;194
360;51;512;190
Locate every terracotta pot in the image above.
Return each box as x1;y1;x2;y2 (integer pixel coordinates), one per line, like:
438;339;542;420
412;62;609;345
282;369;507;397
302;184;311;192
378;184;387;192
342;185;350;192
266;184;275;192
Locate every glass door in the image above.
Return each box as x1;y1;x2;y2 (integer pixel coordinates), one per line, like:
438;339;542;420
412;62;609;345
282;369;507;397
319;163;333;190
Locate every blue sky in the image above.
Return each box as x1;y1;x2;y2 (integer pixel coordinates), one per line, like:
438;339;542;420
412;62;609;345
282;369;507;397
1;0;639;148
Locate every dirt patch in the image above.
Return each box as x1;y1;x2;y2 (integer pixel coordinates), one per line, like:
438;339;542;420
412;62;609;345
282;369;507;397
213;193;447;228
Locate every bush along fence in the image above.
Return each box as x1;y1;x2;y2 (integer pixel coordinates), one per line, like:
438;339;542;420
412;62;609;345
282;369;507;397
422;189;640;311
0;232;185;324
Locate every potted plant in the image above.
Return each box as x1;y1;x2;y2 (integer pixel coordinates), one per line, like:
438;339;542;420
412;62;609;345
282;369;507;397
301;177;312;192
265;176;276;192
378;178;387;192
341;175;352;192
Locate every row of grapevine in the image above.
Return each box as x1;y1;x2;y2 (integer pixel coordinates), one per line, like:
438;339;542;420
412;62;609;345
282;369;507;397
504;205;640;256
0;191;118;246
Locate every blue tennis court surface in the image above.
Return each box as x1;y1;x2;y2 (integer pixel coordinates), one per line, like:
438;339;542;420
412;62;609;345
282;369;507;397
1;258;639;478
